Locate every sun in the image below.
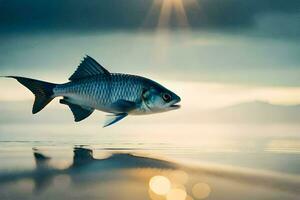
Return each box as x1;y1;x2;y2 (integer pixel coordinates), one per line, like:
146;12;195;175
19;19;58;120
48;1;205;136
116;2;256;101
143;0;199;30
158;0;189;28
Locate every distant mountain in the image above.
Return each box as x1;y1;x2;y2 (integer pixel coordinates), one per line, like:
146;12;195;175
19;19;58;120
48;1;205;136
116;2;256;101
204;101;300;123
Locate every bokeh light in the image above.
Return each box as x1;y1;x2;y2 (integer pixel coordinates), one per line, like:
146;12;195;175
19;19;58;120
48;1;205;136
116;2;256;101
166;188;187;200
149;175;171;195
192;182;211;199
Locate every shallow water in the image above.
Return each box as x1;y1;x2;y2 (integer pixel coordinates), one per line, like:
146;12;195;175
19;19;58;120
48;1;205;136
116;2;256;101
0;122;300;200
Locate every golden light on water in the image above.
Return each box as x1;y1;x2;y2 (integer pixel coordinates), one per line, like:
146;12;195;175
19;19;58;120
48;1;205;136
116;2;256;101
192;182;211;199
166;188;187;200
149;175;171;195
169;170;189;185
149;173;190;200
185;195;194;200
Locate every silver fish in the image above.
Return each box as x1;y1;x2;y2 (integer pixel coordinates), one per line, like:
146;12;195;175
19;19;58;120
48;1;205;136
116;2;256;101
6;55;181;127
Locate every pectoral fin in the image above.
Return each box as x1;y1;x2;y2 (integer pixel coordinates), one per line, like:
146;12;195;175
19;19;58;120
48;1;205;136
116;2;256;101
60;99;94;122
111;100;137;113
104;113;128;127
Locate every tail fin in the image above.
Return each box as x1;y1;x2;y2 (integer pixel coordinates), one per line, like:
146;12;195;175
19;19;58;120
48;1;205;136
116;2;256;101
6;76;56;114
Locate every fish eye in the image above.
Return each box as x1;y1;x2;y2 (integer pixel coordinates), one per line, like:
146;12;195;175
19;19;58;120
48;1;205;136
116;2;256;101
162;93;172;102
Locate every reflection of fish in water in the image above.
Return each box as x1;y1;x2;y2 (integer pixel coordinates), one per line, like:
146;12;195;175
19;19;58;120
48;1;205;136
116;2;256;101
0;147;299;198
0;147;176;192
5;55;181;127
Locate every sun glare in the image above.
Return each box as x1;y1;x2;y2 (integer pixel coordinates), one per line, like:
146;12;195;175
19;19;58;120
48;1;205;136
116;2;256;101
144;0;199;29
158;0;189;28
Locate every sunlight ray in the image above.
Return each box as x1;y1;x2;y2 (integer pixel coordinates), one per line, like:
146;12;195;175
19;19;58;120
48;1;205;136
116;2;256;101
143;0;199;29
173;0;189;28
158;0;173;28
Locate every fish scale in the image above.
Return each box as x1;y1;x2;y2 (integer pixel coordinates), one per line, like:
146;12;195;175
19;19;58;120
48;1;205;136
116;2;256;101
53;74;144;109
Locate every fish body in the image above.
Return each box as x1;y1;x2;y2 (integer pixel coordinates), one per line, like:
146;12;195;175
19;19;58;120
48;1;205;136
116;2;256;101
54;73;164;115
6;56;181;127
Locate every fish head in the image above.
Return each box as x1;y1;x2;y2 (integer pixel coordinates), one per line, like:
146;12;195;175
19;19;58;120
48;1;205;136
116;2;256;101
142;81;181;113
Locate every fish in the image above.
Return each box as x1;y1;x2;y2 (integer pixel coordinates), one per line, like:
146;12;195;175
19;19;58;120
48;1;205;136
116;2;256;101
5;55;181;127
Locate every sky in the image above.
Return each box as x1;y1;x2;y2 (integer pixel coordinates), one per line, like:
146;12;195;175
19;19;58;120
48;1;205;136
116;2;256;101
0;0;300;108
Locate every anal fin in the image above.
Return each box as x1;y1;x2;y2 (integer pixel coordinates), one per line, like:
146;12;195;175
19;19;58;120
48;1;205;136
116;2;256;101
60;99;94;122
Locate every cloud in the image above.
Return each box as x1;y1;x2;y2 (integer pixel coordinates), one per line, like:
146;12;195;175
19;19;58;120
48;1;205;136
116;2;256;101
0;0;299;38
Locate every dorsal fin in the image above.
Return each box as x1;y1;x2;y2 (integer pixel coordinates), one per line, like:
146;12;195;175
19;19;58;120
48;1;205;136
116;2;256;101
33;150;51;169
72;147;94;168
69;55;110;81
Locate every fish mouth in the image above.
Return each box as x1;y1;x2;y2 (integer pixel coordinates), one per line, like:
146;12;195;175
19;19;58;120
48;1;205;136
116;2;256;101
169;99;181;109
170;104;181;108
